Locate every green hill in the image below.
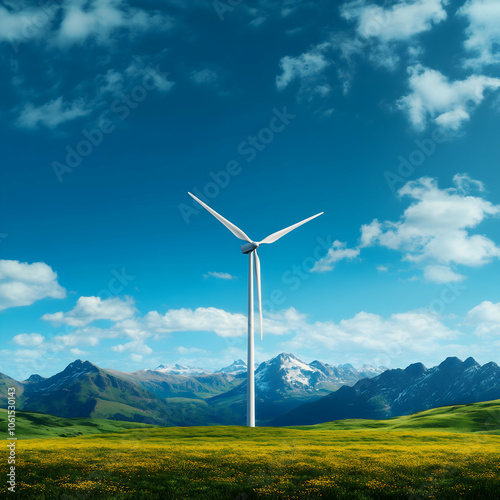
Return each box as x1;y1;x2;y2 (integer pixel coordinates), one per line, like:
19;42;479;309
292;398;500;433
0;408;156;438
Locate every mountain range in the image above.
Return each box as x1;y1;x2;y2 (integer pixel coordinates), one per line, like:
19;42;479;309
209;353;383;423
272;356;500;426
2;354;498;428
0;353;383;425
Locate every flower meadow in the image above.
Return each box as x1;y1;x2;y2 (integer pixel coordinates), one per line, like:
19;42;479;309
2;426;500;499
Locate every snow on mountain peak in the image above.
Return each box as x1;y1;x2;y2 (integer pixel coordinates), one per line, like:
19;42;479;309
216;359;247;374
154;364;211;376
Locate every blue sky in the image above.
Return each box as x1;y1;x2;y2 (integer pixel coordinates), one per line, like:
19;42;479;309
2;0;500;379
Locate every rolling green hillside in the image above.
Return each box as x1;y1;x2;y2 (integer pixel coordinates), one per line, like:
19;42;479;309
292;399;500;433
21;361;237;426
0;408;155;438
106;368;244;399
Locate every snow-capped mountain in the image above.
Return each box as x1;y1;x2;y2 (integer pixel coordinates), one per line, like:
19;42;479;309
357;364;388;379
154;364;212;376
208;353;385;423
254;354;383;395
152;356;385;380
216;359;247;374
273;356;500;426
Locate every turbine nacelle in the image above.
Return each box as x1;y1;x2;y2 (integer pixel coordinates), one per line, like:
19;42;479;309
241;242;259;254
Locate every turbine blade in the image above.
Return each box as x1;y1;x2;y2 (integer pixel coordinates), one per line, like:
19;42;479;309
254;249;263;341
188;192;252;243
258;212;324;245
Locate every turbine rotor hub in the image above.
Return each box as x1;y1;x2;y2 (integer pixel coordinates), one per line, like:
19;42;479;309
241;242;259;254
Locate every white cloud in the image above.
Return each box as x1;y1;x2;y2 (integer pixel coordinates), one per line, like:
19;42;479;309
423;265;466;284
341;0;448;41
466;301;500;336
12;333;45;347
123;59;174;93
42;296;136;327
15;58;173;131
191;68;218;86
111;340;152;356
57;0;173;46
397;65;500;130
177;346;207;354
14;349;42;360
0;4;55;43
276;43;331;96
317;176;499;282
459;0;500;68
54;332;101;347
70;348;87;356
0;260;66;311
16;97;91;130
283;308;458;362
204;271;236;280
143;307;290;338
376;265;388;272
312;240;360;272
361;176;500;274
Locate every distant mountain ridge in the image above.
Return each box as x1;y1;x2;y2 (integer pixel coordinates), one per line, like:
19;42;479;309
272;356;500;426
154;364;210;376
208;353;385;423
0;353;385;426
9;355;499;429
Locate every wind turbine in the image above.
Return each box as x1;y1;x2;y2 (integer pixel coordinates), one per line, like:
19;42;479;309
188;192;323;427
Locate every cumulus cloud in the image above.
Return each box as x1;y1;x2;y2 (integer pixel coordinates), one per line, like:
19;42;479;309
283;308;459;362
397;65;500;130
42;296;136;327
0;4;55;44
16;97;91;130
423;265;465;284
0;1;172;47
276;43;332;97
143;307;291;338
333;0;448;72
11;333;45;347
314;175;500;283
0;260;66;311
359;175;500;282
466;301;500;336
459;0;500;68
56;0;173;46
340;0;448;42
312;241;360;272
111;340;152;356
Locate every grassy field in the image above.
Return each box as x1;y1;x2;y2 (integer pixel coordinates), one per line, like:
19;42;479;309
2;401;500;499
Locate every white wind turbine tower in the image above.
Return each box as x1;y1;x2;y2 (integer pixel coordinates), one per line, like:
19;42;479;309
188;192;323;427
